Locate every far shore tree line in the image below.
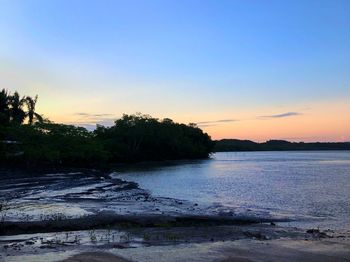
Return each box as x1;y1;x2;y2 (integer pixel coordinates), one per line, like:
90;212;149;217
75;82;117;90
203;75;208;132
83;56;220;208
0;90;214;167
214;139;350;152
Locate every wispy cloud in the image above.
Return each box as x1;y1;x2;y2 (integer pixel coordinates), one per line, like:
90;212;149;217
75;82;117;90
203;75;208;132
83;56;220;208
75;112;114;118
258;112;302;119
195;119;237;126
196;124;218;128
69;112;118;129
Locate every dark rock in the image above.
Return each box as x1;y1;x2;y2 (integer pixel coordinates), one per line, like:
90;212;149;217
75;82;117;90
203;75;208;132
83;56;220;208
306;228;332;238
307;229;320;234
39;245;56;249
113;243;129;249
244;231;268;240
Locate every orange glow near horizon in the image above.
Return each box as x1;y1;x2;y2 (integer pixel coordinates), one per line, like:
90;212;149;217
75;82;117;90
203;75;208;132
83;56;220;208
38;99;350;143
198;101;350;142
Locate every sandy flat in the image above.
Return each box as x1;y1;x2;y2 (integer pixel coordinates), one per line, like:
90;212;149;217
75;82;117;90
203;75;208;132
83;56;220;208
108;239;350;262
4;238;350;262
61;252;131;262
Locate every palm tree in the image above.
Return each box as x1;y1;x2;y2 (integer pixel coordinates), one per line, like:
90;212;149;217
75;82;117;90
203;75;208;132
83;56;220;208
0;89;10;125
25;95;43;125
9;92;26;124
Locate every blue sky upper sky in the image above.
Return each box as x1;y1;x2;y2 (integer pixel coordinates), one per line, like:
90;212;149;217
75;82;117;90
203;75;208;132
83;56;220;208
1;0;349;141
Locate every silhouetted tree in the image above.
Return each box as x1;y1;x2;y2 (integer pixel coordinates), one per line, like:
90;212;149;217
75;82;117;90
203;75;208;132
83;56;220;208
0;89;10;125
25;95;43;125
9;92;26;124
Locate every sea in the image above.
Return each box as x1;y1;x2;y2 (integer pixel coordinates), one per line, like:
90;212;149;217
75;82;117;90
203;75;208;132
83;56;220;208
116;151;350;230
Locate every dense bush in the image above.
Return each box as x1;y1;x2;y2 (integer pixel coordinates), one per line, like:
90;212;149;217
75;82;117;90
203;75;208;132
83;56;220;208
1;123;109;167
94;114;213;162
0;116;213;167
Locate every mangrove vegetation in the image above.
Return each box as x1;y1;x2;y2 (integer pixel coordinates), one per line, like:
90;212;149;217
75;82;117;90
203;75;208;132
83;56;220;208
0;89;213;167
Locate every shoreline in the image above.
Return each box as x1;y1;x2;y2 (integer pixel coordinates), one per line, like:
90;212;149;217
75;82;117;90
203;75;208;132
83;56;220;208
2;224;350;262
2;148;350;173
1;212;292;236
60;238;350;262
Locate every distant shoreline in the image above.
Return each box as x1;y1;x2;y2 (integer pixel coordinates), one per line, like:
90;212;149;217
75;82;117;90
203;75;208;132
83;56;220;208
214;149;350;152
214;139;350;152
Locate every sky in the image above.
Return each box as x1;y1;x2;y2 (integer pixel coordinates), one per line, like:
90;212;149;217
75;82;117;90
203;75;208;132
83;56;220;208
0;0;349;142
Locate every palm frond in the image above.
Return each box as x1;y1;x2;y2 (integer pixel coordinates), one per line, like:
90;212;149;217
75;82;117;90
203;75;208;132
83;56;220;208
34;113;44;123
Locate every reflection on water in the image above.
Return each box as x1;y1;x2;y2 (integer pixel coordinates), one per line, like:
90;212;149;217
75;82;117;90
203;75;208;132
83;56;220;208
116;151;350;230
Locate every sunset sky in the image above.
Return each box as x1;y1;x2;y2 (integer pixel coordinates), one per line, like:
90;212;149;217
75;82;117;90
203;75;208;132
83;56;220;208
1;0;349;142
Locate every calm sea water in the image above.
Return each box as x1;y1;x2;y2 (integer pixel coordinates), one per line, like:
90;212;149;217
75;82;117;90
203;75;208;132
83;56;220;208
117;151;350;230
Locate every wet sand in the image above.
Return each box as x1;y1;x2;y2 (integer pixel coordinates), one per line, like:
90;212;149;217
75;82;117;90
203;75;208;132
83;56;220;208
62;252;131;262
103;238;350;262
2;223;350;262
49;238;350;262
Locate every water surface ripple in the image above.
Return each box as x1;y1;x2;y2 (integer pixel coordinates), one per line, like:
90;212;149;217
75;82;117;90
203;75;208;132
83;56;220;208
116;151;350;230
